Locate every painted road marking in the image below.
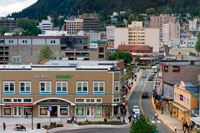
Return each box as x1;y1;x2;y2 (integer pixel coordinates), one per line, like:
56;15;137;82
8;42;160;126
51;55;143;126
157;120;161;123
151;120;155;123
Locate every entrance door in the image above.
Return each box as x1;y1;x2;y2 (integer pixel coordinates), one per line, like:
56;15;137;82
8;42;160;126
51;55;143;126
50;106;58;117
13;106;22;117
86;106;94;117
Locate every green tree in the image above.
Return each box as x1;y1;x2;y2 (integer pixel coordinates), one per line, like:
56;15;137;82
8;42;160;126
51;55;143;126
195;37;200;57
0;27;7;36
38;44;54;64
108;51;133;66
128;13;135;24
16;18;41;36
135;56;141;63
146;8;156;15
130;115;157;133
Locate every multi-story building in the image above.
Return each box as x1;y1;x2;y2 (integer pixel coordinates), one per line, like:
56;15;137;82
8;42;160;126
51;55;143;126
114;21;160;52
162;22;180;45
0;36;89;64
117;45;154;63
65;18;83;35
0;17;16;31
106;26;115;40
83;13;99;32
86;31;101;42
39;17;53;34
150;14;177;37
0;60;123;118
189;19;198;31
180;35;197;48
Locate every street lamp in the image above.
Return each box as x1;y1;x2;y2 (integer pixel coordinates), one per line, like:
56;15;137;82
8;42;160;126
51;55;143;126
31;106;34;130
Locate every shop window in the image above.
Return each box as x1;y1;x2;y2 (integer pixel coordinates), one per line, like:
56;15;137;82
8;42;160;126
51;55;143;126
60;106;69;116
56;81;68;94
24;106;32;115
39;106;48;116
3;106;12;116
93;82;104;94
96;106;102;117
4;81;15;94
20;81;31;94
3;99;12;103
76;106;85;117
40;82;51;94
76;82;88;94
115;81;120;93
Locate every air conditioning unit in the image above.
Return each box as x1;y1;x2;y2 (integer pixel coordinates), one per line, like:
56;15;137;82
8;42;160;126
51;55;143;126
12;56;21;64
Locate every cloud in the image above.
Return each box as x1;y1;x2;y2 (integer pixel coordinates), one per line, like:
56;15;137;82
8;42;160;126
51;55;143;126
0;0;37;17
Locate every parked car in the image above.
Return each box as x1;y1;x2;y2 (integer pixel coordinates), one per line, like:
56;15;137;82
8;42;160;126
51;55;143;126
133;105;140;113
142;92;149;98
148;75;153;81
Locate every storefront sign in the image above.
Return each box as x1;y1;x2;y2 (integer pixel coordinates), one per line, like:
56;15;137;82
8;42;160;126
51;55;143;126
173;65;180;72
34;74;51;79
180;94;183;101
56;75;72;79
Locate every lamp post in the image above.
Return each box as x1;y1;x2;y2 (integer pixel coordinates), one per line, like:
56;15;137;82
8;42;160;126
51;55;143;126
31;106;34;130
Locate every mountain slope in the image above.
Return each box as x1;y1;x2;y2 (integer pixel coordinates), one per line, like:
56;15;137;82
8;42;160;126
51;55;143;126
10;0;200;20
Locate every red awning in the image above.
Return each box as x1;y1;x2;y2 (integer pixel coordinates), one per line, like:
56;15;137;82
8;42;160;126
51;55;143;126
5;103;36;106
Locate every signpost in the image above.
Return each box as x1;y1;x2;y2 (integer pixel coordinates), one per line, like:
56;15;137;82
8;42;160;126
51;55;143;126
47;105;52;123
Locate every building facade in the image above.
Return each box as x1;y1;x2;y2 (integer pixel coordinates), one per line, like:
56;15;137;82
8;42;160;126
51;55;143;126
189;19;197;31
0;36;89;64
114;21;160;52
0;61;123;118
150;14;177;37
39;17;53;34
65;18;83;35
162;22;180;45
0;17;16;31
106;26;115;40
83;13;99;32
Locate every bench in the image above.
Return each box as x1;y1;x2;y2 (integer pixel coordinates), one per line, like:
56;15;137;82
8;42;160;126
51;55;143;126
14;127;25;131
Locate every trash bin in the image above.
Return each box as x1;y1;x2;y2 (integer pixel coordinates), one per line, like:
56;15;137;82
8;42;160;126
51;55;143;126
37;123;41;129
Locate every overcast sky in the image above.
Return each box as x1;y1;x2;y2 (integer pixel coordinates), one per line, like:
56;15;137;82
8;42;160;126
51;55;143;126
0;0;37;17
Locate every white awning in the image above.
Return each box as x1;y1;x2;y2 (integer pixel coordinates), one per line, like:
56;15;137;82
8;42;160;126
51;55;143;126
191;117;200;125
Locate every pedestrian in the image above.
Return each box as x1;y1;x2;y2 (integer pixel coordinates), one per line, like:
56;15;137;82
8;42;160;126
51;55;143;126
170;110;172;117
108;112;110;119
117;113;121;121
185;122;189;132
128;115;132;123
105;111;108;119
154;113;158;121
174;124;177;133
25;111;28;119
3;122;6;131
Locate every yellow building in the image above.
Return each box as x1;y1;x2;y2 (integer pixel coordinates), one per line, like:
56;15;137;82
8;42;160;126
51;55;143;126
172;81;198;122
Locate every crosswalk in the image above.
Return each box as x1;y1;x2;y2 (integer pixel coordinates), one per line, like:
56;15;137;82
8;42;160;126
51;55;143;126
151;117;161;124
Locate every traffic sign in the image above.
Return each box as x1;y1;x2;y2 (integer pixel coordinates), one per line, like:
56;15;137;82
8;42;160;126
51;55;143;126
47;105;52;112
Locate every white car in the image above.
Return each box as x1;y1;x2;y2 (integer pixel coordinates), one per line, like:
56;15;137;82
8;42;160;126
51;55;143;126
132;105;140;113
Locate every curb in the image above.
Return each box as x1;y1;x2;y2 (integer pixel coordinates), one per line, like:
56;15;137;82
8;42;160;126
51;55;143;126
74;123;130;129
46;127;67;133
151;96;175;132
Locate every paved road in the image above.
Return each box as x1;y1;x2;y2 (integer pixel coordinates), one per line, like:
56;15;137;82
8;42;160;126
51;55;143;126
128;70;173;133
55;128;129;133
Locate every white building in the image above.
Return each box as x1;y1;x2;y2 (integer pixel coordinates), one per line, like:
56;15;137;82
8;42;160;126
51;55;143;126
162;22;180;45
106;26;115;40
180;36;197;48
39;16;53;34
86;31;101;42
189;19;197;31
167;38;180;48
114;21;160;52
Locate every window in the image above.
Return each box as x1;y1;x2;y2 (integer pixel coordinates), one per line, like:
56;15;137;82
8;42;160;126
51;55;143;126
96;99;102;103
75;99;84;103
40;82;51;94
93;82;104;94
115;81;120;93
20;82;31;94
3;106;12;116
4;81;15;94
114;98;120;103
24;106;32;116
187;98;189;106
39;106;48;116
76;82;88;94
76;106;85;117
177;93;179;100
23;99;32;103
13;99;22;103
60;106;69;116
3;99;12;103
96;106;102;117
56;81;68;93
9;40;13;43
174;92;176;99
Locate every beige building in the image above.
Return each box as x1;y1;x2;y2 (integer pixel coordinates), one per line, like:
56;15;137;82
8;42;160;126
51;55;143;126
114;21;160;52
65;18;83;34
189;19;198;31
162;22;180;45
150;14;177;37
0;61;123;118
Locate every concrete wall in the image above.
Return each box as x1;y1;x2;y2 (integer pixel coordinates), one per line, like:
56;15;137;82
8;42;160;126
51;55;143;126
114;28;128;49
145;28;160;52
